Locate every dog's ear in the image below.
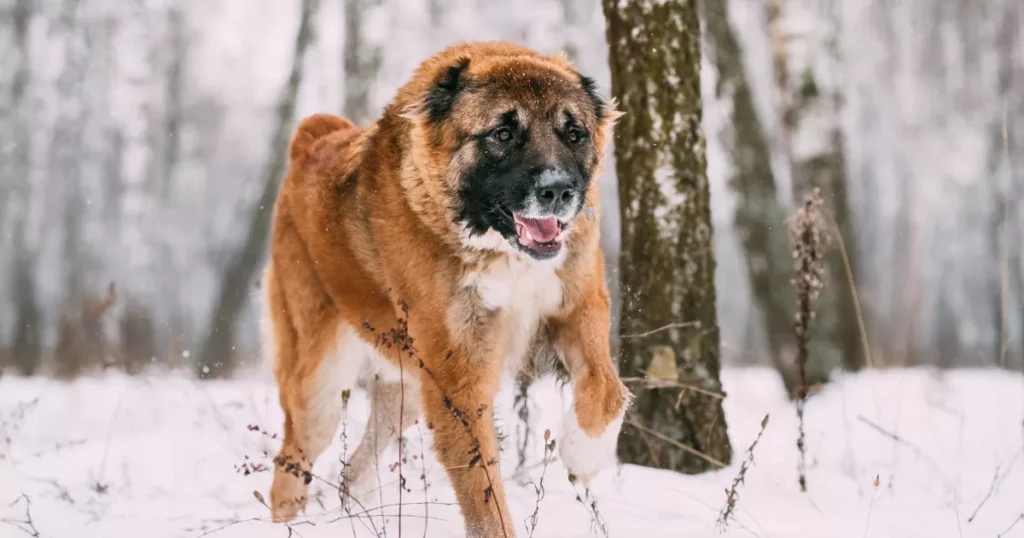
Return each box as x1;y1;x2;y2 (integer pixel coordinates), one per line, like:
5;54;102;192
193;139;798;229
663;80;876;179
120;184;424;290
578;73;623;125
419;57;472;124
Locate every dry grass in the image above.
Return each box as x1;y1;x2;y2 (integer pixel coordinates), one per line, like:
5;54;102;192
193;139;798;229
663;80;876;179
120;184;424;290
717;413;770;529
789;188;828;492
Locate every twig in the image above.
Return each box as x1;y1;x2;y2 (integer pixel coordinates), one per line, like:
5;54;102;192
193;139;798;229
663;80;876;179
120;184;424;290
417;421;429;538
569;481;609;538
397;337;406;537
1;494;40;537
196;501;454;538
967;465;1001;523
525;430;556;537
620;377;726;399
372;379;388;538
856;415;949;484
196;516;264;537
717;414;770;529
862;474;880;538
822;211;873;369
623;418;727;468
620;321;700;340
997;514;1024;538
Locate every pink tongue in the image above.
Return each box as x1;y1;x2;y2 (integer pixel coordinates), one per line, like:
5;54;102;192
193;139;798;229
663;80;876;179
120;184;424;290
519;217;560;242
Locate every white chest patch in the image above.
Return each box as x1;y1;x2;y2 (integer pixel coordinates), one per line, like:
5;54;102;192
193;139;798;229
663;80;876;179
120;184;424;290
462;254;564;375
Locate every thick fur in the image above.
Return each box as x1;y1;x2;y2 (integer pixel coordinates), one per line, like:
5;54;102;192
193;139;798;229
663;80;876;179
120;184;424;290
264;42;630;537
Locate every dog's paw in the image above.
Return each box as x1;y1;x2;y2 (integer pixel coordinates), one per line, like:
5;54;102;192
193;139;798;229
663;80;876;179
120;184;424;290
558;404;624;487
270;468;309;522
270;493;306;523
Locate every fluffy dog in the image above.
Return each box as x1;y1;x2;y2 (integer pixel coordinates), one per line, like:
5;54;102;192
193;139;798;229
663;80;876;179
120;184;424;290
263;41;630;537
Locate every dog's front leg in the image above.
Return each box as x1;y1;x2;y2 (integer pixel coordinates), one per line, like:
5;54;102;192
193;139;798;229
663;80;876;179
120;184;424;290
551;279;631;487
417;344;516;538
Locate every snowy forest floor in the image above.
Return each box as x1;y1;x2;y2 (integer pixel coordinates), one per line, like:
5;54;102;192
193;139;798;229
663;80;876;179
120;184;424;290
1;367;1023;538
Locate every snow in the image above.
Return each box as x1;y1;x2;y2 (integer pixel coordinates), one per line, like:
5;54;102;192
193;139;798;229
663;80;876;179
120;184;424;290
1;368;1022;537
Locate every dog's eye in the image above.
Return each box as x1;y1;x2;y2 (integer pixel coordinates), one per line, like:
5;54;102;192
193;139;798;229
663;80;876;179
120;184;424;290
566;128;584;144
494;127;513;143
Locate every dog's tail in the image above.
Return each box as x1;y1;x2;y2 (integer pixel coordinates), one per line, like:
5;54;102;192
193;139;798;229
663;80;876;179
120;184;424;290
289;113;357;163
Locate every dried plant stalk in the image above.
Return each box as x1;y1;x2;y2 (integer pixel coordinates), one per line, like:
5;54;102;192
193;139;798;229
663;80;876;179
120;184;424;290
788;188;828;492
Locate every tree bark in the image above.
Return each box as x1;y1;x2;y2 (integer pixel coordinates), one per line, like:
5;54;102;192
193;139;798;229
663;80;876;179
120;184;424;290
196;0;319;379
704;0;800;396
602;0;732;472
768;0;866;373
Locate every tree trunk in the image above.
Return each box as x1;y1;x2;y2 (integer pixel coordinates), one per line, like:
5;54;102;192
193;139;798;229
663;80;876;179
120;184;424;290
992;0;1022;370
602;0;732;472
343;0;383;126
704;0;800;396
196;0;319;379
768;0;866;374
5;0;42;376
148;6;187;370
52;0;99;378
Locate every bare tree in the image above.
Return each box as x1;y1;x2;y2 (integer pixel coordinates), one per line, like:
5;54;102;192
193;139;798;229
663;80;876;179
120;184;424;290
992;0;1022;369
196;0;320;378
603;0;732;472
52;0;104;378
4;0;42;375
704;0;800;396
767;0;866;373
343;0;383;126
124;5;189;371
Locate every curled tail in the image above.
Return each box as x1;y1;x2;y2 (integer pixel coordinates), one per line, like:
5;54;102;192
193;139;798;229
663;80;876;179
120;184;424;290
289;113;356;162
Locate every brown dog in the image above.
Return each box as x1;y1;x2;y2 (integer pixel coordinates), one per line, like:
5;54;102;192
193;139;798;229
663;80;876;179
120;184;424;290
262;41;630;537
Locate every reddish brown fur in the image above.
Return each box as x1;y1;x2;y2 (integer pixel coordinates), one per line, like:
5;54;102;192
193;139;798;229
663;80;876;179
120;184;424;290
264;42;629;537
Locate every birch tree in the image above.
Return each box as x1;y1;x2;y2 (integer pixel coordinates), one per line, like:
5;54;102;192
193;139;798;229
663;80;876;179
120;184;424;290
602;0;732;472
196;0;320;378
704;0;800;395
768;0;866;373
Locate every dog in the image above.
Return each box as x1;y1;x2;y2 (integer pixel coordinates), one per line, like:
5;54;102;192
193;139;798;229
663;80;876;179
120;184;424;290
262;41;630;537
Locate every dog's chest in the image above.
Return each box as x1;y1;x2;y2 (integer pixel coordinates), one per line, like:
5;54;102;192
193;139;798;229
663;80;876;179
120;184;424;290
462;258;563;371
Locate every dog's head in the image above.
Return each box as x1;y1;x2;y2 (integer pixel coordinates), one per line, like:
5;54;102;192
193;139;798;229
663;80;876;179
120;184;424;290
396;42;620;261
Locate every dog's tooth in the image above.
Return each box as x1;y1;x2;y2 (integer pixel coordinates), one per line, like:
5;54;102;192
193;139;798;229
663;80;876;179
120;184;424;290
525;230;534;241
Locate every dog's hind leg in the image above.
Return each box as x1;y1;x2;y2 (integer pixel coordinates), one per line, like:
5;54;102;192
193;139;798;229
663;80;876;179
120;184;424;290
342;376;421;512
269;319;365;522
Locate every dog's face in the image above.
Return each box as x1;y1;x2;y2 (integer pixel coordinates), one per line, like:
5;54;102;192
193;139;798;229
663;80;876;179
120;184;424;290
406;45;617;261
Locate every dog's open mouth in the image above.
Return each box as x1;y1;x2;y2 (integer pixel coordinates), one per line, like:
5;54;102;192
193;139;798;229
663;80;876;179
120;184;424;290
513;213;564;255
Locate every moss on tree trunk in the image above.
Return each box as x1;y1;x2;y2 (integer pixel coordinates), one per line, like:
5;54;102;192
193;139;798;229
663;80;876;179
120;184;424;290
602;0;732;472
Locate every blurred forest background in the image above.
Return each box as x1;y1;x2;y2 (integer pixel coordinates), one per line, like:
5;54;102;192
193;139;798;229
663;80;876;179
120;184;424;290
1;0;1022;382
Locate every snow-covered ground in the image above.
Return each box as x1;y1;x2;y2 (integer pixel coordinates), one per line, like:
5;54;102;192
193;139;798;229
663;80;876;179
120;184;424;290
1;367;1022;538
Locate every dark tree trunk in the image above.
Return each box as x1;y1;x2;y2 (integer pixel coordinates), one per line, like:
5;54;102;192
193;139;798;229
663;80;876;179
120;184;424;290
6;0;42;376
704;0;800;396
196;0;319;379
602;0;732;473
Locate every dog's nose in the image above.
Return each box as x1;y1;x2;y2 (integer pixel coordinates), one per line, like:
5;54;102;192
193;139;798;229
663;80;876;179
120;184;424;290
535;169;577;213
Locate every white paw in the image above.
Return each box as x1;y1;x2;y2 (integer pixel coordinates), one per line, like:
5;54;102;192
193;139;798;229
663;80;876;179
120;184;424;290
558;406;624;487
